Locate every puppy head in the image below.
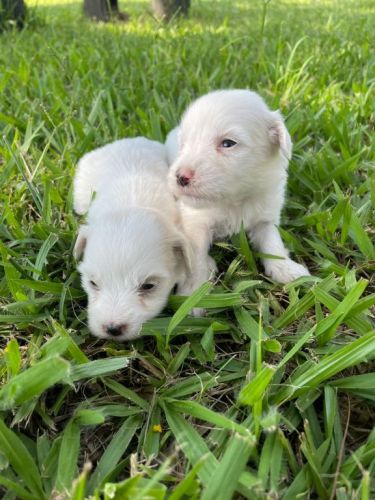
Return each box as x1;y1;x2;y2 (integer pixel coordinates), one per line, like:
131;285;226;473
168;89;292;206
75;210;191;341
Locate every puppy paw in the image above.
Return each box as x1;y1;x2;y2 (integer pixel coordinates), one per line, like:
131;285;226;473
74;200;88;216
266;259;310;284
176;284;207;317
207;256;218;278
191;307;205;317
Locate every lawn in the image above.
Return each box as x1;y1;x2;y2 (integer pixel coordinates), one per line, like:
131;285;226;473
0;0;374;498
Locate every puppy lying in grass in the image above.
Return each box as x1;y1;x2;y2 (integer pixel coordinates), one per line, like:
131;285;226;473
166;89;310;296
73;137;192;341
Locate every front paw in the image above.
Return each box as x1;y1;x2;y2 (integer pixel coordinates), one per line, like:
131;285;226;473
207;256;218;279
191;307;205;317
176;282;207;317
265;258;310;284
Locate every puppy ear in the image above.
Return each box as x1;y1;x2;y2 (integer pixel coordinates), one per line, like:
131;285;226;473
166;126;181;165
269;112;292;161
74;225;89;260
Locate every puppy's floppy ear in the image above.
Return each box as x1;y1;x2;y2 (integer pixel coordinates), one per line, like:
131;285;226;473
74;225;89;260
165;126;181;165
269;112;292;161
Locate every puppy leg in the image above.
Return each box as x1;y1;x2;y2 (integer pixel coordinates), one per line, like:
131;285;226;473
249;222;310;284
177;226;215;316
179;254;216;317
177;247;215;295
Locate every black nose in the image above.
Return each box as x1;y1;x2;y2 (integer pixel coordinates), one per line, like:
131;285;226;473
106;325;123;337
176;174;190;187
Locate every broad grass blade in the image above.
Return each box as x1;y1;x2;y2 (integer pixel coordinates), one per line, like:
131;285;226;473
55;421;81;493
167;282;213;338
273;331;375;404
0;475;36;500
4;338;22;378
167;399;253;437
238;365;276;406
70;357;129;382
88;415;142;492
201;433;254;500
103;378;149;410
162;403;218;486
32;233;59;280
0;419;44;498
169;459;205;500
0;356;70;410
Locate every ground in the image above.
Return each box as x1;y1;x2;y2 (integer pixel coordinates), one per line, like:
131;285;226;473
0;0;374;498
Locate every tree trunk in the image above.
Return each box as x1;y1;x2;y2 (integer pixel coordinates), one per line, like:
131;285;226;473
1;0;26;28
83;0;123;21
151;0;191;20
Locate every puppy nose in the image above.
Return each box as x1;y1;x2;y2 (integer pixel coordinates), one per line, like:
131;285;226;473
177;174;190;187
106;325;126;337
176;169;194;187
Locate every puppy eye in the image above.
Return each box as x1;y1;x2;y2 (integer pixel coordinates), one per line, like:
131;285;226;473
221;139;237;148
89;280;99;290
139;283;156;292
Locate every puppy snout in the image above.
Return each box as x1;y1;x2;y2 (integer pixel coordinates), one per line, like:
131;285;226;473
176;168;194;187
105;324;127;337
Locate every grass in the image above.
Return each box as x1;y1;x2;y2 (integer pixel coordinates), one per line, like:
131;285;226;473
0;0;374;497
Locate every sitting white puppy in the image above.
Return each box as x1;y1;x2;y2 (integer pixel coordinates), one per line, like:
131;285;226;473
73;137;191;341
166;89;310;295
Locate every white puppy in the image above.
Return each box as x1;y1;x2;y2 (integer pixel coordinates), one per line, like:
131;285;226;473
166;89;310;294
73;137;191;341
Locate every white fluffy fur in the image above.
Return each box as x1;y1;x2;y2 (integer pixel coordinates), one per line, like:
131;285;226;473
74;137;192;341
166;89;310;295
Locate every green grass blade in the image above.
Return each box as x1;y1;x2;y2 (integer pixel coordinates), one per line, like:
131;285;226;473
143;404;162;458
4;338;22;378
13;279;83;297
273;275;336;329
55;420;81;493
201;433;254;500
0;419;44;498
360;471;370;500
162;402;218;486
0;313;51;324
236;223;258;272
169;458;206;500
349;212;375;259
329;373;375;390
0;356;70;410
70;357;129;382
167;282;213;338
238;365;276;406
169;292;244;309
162;372;218;399
167;399;253;437
32;233;59;280
88;415;142;492
103;378;149;411
71;463;91;500
273;331;375;404
314;279;368;344
0;474;37;500
2;136;43;213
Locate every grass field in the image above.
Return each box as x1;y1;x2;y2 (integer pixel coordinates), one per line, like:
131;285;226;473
0;0;374;498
